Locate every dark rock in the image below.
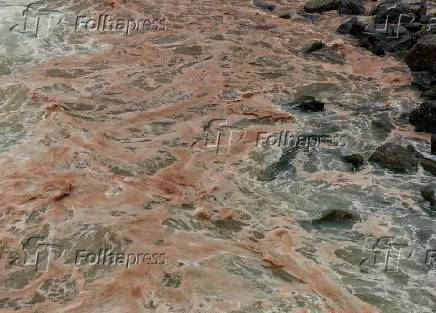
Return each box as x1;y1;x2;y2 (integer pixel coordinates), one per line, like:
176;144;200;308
343;154;365;170
404;22;422;32
289;95;325;112
313;209;360;224
369;142;423;173
371;112;393;137
338;0;365;15
422;85;436;99
304;0;339;13
278;13;291;19
373;2;420;25
360;24;413;55
411;71;436;90
337;17;366;36
420;185;435;206
253;0;276;11
303;41;326;53
410;101;436;133
420;157;436;176
405;34;436;72
257;147;298;181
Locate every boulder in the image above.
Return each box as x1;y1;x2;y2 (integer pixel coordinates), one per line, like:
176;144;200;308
338;0;365;15
411;71;436;90
422;86;436;99
337;17;366;36
373;1;421;25
343;154;365;171
420;157;436;176
405;34;436;72
304;0;339;13
369;142;423;173
409;101;436;133
359;24;413;55
420;185;436;206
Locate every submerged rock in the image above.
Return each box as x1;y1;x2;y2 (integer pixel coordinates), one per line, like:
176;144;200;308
302;41;326;54
409;101;436;133
343;153;365;171
420;185;435;205
257;147;298;181
312;209;360;224
304;0;339;13
369;142;423;173
287;95;325;112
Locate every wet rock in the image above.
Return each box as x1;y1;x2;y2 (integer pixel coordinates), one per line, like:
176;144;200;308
420;157;436;176
405;34;436;72
359;24;413;55
302;41;326;54
371;112;394;137
422;85;436;99
257;147;298;181
343;153;365;171
368;142;423;173
373;2;419;25
312;209;360;224
420;185;435;206
338;0;365;15
288;95;325;112
337;17;366;36
411;71;436;90
253;0;276;11
409;101;436;133
304;0;339;13
404;22;422;33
